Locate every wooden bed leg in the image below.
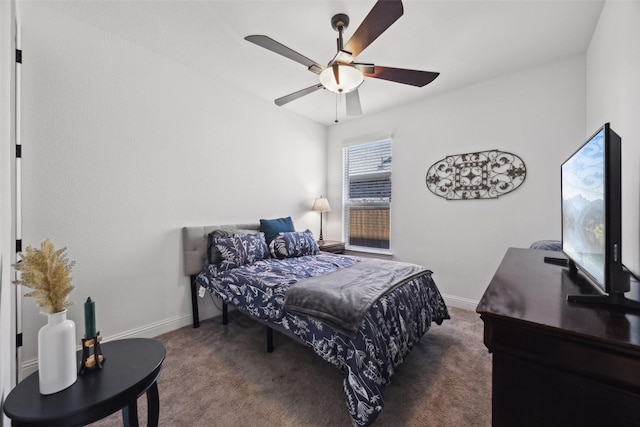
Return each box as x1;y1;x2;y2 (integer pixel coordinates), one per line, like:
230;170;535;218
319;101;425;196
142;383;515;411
222;302;228;325
267;327;274;353
190;276;200;328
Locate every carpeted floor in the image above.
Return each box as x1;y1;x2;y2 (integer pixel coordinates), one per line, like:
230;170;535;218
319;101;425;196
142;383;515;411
91;306;491;426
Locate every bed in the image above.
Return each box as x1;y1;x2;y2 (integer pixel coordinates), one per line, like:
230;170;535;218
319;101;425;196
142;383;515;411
182;223;449;426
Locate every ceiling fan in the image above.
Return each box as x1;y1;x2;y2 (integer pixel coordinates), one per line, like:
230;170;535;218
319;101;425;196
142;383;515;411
245;0;439;120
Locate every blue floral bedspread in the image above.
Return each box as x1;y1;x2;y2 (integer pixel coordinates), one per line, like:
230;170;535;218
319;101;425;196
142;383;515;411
196;253;449;426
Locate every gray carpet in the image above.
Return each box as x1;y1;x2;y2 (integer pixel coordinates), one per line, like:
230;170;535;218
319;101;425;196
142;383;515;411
91;306;491;426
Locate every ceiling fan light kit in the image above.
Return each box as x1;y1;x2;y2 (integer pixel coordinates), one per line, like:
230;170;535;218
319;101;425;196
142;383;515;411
319;64;364;94
245;0;439;121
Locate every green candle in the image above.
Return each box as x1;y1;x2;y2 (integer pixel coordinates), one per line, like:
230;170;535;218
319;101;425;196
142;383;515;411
84;297;96;338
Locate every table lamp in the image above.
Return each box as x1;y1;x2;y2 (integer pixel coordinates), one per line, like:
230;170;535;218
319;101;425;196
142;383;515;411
311;196;331;242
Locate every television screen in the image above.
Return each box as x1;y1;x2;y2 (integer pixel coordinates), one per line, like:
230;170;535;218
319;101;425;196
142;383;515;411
561;124;640;310
562;128;606;289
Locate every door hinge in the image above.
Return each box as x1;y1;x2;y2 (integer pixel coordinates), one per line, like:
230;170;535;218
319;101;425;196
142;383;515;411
15;49;22;64
16;239;22;253
16;144;21;158
16;333;22;348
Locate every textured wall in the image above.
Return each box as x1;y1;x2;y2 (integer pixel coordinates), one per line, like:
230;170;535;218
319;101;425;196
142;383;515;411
327;56;586;305
586;1;640;277
17;4;326;376
14;0;637;380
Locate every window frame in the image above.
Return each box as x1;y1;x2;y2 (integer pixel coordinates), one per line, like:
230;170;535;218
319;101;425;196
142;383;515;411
341;138;393;254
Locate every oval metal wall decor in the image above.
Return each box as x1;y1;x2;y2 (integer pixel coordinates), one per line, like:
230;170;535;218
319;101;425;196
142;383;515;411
425;149;526;200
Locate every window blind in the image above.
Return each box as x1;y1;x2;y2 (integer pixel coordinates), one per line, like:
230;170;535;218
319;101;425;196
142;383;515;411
342;139;392;250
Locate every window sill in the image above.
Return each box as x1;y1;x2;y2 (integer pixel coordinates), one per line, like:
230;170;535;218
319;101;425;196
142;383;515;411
345;245;394;258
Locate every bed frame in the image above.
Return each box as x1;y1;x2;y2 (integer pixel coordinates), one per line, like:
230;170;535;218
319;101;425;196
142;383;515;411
183;224;450;426
182;224;303;352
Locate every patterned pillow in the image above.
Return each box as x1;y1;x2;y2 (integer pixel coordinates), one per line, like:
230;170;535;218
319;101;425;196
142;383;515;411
208;230;233;265
271;230;320;259
215;233;270;270
529;240;562;251
207;229;255;265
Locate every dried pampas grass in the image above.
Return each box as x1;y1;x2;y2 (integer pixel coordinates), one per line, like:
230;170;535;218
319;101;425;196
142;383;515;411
13;240;75;314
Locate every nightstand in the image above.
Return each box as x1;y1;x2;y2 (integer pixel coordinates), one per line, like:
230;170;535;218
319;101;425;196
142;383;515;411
317;240;345;254
3;338;165;427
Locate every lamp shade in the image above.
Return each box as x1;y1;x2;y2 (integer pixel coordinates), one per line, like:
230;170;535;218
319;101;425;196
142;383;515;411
312;197;331;212
319;64;364;94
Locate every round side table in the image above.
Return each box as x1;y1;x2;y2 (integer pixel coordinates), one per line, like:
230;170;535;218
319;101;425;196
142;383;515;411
3;338;166;427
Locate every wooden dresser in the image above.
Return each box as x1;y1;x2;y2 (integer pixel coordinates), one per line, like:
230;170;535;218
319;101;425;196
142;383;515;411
477;247;640;427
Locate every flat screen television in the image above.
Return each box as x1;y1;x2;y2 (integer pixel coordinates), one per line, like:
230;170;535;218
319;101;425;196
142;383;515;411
561;123;640;310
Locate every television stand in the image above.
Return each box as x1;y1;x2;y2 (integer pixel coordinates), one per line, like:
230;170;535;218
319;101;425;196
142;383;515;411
564;266;640;311
543;256;569;266
567;291;640;310
477;248;640;426
543;256;579;273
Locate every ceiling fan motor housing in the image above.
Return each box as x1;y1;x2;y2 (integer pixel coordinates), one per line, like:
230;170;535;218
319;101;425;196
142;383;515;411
331;14;350;32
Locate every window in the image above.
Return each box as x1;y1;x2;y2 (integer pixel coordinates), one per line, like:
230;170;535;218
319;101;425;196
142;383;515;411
342;139;392;250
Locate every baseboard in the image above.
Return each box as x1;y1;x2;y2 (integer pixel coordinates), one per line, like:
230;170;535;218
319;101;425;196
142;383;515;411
105;306;219;341
20;295;476;377
19;306;220;379
441;293;479;312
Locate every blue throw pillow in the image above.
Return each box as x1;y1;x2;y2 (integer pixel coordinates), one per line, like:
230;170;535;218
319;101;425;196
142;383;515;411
214;233;270;270
260;216;295;244
271;230;320;259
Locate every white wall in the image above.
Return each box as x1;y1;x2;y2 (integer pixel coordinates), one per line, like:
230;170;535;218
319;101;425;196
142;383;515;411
12;0;637;380
586;0;640;277
17;4;327;376
327;56;586;306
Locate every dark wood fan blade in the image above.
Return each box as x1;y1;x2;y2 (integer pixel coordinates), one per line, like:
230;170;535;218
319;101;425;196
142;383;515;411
346;89;362;116
275;84;324;106
364;66;439;87
245;35;324;74
343;0;404;58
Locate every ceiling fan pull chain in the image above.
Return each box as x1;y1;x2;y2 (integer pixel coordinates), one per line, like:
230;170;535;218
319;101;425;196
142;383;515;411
335;93;339;123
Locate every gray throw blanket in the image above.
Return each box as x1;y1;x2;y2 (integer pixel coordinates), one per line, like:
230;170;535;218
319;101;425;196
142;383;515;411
283;259;430;337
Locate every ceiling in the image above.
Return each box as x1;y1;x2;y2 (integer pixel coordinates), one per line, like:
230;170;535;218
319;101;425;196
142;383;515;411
39;0;604;126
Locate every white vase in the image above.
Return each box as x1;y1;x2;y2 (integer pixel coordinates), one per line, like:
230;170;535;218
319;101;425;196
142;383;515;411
38;309;77;394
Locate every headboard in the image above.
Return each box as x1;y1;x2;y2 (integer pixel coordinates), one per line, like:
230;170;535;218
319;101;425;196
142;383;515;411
182;224;260;328
182;224;260;276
